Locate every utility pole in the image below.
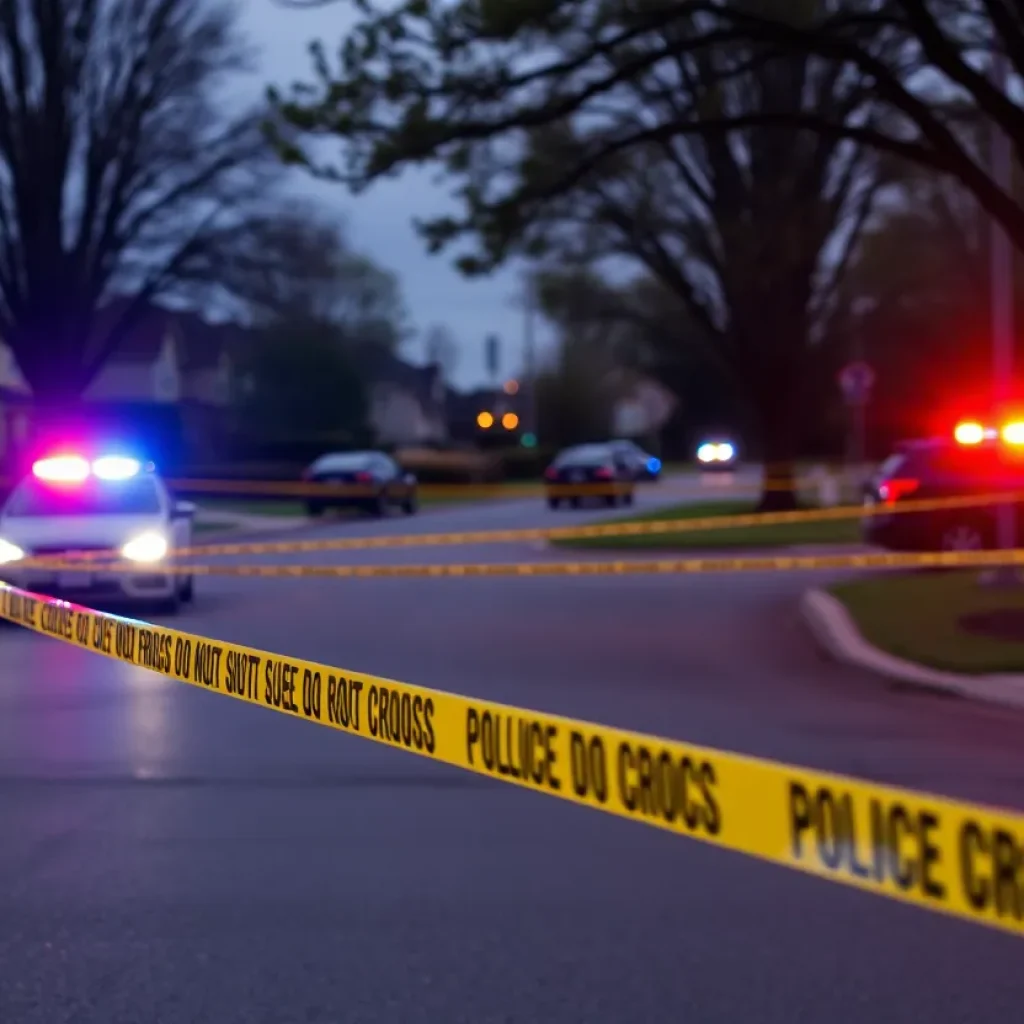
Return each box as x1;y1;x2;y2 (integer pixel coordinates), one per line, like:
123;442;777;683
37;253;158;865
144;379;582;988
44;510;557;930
522;273;538;442
990;45;1017;582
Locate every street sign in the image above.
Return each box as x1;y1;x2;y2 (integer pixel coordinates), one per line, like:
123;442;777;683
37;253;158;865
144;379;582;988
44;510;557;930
839;360;875;404
485;334;500;378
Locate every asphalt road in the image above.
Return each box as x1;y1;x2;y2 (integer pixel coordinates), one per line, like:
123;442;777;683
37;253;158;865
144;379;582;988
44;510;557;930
1;470;1022;1023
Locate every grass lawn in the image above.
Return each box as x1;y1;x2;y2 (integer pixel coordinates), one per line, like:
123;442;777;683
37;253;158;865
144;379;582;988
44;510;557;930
196;499;307;518
830;571;1024;674
194;488;517;518
552;499;861;551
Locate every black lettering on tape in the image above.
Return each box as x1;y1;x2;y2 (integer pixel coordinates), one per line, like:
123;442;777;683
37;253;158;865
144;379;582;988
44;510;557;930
301;668;322;720
959;822;1024;921
193;641;224;689
788;782;947;902
326;675;363;730
465;709;560;791
569;731;608;803
137;628;172;673
367;685;435;753
74;613;90;645
40;602;74;641
9;593;37;627
92;616;113;653
264;659;298;710
616;743;719;835
174;637;192;678
115;622;135;662
225;650;260;701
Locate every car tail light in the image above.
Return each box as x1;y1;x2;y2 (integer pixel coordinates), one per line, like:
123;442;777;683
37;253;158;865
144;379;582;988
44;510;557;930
879;477;919;503
544;467;558;480
353;471;374;483
593;466;613;480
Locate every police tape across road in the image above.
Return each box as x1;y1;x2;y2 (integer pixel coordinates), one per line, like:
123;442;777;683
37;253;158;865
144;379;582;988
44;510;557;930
2;579;1024;938
164;475;815;500
21;546;1024;579
22;490;1020;567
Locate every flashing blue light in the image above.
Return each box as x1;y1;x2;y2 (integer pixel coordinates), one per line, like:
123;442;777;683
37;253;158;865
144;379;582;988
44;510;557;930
92;455;141;480
647;457;661;473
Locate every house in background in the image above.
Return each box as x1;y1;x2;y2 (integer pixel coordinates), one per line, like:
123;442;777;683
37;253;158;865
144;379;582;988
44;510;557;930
359;347;449;446
0;301;243;471
0;344;32;472
607;368;677;440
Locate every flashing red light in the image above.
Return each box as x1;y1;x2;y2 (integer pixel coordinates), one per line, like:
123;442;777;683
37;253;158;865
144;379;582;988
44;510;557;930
954;421;985;445
32;454;90;482
353;471;374;483
1002;421;1024;445
879;477;919;504
593;466;613;480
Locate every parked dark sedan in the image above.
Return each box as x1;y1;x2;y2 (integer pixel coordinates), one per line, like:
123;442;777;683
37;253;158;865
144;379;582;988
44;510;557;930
302;451;417;517
608;439;662;481
544;444;635;509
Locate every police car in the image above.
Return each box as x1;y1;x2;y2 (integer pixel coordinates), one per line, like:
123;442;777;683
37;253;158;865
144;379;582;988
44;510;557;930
0;453;195;612
696;438;738;471
863;420;1024;551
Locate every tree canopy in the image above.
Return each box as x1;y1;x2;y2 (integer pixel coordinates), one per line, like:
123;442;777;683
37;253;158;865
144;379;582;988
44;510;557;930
0;0;272;401
272;0;900;503
270;1;1024;253
234;316;368;439
218;204;410;350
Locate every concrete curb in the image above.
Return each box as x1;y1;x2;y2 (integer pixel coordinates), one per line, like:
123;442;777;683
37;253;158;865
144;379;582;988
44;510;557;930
799;588;1024;712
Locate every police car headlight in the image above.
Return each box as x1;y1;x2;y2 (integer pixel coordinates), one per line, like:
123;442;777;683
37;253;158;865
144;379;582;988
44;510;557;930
121;531;168;563
0;538;25;564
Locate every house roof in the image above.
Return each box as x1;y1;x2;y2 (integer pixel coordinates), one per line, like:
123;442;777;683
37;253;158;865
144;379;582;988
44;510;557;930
94;299;242;371
359;346;443;410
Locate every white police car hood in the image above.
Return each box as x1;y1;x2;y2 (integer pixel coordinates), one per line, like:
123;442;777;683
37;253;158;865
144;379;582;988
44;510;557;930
0;513;167;553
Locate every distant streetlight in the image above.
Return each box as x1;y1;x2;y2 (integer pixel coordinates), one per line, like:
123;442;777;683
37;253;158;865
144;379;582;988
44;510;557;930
503;379;519;395
502;412;519;430
477;411;494;429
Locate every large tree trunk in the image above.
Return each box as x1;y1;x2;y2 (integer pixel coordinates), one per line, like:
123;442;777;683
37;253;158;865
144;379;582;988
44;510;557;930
757;417;800;512
738;324;805;514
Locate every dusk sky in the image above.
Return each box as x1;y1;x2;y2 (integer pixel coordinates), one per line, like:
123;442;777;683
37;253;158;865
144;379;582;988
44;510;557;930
246;0;547;389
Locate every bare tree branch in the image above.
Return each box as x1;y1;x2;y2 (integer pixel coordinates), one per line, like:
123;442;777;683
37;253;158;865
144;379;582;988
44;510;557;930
0;0;274;400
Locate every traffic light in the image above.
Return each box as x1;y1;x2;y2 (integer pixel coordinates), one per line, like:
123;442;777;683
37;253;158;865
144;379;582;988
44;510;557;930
477;411;494;429
520;432;537;448
502;412;519;430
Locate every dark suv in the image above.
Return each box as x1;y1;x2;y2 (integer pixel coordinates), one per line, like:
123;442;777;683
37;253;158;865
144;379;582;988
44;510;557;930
863;438;1024;551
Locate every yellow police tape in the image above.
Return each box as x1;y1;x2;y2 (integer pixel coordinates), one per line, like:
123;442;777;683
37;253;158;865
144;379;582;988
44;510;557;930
165;474;813;499
20;546;1024;579
22;490;1019;567
2;579;1023;937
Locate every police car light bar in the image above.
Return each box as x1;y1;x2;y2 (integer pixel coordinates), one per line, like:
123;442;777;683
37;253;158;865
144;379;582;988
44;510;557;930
32;454;91;482
92;456;141;480
32;454;141;482
1002;422;1024;446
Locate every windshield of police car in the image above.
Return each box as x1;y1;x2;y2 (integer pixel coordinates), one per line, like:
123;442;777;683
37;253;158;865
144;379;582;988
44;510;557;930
4;476;164;517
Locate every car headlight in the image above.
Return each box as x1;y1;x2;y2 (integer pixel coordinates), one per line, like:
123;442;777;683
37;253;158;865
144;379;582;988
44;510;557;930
697;443;717;463
0;538;25;564
717;443;735;461
121;531;168;563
